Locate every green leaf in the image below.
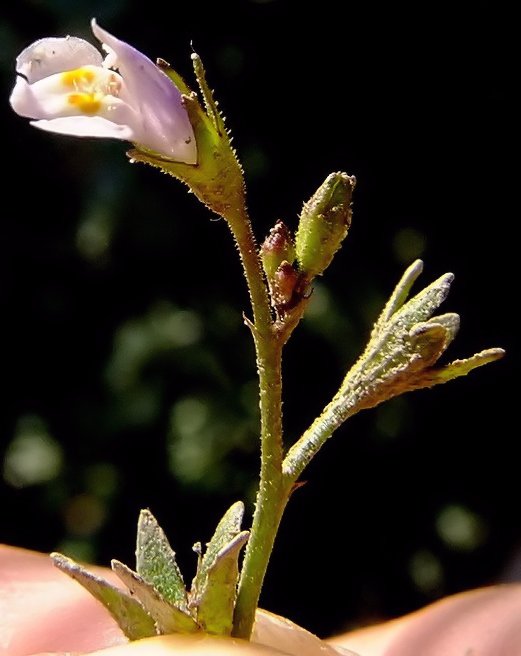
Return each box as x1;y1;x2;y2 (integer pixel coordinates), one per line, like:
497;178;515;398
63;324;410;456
51;553;156;640
112;560;199;634
370;259;423;338
190;501;244;604
393;271;454;326
195;531;249;635
424;312;460;342
189;503;248;635
413;347;506;389
408;322;453;367
136;509;188;611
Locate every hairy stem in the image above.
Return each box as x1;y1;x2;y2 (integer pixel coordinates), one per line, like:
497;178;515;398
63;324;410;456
233;335;290;639
283;391;357;485
222;199;289;639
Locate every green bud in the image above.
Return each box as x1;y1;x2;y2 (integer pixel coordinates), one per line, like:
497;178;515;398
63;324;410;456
260;221;295;279
295;172;355;281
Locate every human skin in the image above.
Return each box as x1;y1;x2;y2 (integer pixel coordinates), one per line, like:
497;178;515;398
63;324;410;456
2;544;521;656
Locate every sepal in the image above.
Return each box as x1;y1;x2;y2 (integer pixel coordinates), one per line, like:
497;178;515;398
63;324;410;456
129;52;245;219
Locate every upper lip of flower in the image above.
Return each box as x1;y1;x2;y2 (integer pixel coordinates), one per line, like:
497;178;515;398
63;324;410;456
9;19;197;165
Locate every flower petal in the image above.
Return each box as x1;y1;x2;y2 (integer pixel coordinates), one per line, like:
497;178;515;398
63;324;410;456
10;75;42;119
91;20;197;164
31;116;133;141
16;36;102;83
10;66;125;121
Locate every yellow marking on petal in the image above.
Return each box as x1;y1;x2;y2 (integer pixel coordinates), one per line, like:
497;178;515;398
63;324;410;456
61;67;96;88
68;93;102;115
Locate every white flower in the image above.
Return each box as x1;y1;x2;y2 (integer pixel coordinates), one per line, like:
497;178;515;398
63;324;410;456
9;20;197;164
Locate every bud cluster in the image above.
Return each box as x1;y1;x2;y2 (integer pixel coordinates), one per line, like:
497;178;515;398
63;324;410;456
260;172;355;318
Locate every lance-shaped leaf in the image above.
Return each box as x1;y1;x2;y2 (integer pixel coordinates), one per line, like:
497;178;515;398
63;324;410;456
370;259;424;338
190;501;247;633
191;501;245;595
51;553;156;640
112;560;199;634
397;347;506;392
195;530;249;634
136;509;188;611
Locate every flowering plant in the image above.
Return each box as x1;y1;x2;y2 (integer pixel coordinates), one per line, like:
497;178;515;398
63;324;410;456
9;19;503;650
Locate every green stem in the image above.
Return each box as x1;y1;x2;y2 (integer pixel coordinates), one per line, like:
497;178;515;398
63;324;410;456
282;344;378;484
283;392;356;484
232;338;289;638
222;200;290;639
224;201;272;331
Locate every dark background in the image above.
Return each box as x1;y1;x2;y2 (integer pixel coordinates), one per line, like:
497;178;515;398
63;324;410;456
0;0;515;638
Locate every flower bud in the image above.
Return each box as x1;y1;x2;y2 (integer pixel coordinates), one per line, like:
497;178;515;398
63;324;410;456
260;221;295;279
295;172;355;281
271;261;300;313
260;222;300;315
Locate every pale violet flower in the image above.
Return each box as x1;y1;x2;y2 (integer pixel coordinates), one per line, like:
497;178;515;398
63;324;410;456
10;20;197;164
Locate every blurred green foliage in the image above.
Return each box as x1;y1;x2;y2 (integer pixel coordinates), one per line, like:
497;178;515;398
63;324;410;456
0;0;515;638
